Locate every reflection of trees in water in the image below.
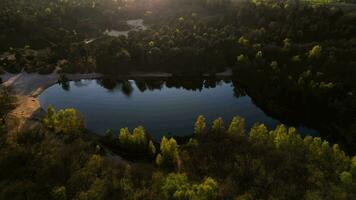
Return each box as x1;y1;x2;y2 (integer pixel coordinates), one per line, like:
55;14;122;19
60;81;70;91
120;80;133;97
73;80;91;87
96;77;247;97
232;80;246;98
96;79;117;90
96;79;133;96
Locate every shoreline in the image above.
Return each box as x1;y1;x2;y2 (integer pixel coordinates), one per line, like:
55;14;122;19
0;70;233;132
1;72;104;132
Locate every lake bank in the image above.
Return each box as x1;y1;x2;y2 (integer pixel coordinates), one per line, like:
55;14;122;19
0;70;233;132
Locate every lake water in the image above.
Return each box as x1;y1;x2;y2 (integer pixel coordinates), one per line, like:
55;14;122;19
39;79;318;139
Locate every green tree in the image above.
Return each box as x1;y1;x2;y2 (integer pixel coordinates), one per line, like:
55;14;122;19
194;177;218;200
51;186;67;200
119;127;131;147
292;55;301;62
157;136;179;168
308;45;322;59
340;171;352;185
149;140;156;156
212;117;225;132
237;54;248;63
161;173;189;199
238;36;249;46
194;115;206;136
161;173;218;200
255;51;263;60
43;106;84;134
119;126;148;153
227;116;245;135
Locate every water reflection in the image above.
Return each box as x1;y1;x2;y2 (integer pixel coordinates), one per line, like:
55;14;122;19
40;78;319;139
95;78;241;96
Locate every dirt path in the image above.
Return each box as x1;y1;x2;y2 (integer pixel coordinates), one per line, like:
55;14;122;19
104;19;147;37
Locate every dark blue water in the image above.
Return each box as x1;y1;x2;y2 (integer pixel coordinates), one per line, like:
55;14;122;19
39;79;318;139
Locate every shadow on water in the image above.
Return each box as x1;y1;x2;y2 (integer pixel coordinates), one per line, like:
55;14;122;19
41;77;323;142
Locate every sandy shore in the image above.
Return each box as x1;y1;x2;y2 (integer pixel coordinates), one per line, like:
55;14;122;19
1;72;103;132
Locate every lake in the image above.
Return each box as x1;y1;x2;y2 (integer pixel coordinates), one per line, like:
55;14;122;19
39;78;318;139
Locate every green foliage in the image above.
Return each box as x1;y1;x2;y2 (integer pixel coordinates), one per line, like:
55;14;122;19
119;126;147;146
291;55;301;62
308;45;322;59
118;126;149;155
157;136;179;168
238;36;249;46
211;117;225;132
149;140;157;156
255;51;263;60
227;116;245;135
237;54;248;63
161;173;218;200
43;106;84;135
156;153;163;166
0;116;145;199
2;110;356;199
340;171;353;184
181;116;356;199
1;0;356;198
51;186;67;200
194;115;206;136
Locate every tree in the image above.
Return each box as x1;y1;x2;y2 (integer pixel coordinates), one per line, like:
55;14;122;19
227;116;245;135
238;36;249;46
161;173;189;199
237;54;248;63
51;186;67;200
161;173;218;200
255;51;263;60
119;126;148;153
157;136;179;168
131;126;147;146
212;117;225;132
149;140;156;156
292;55;301;62
119;127;131;147
308;45;322;59
195;177;218;200
43;106;84;135
249;123;268;141
194;115;206;136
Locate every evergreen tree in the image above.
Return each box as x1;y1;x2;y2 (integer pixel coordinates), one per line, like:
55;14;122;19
227;116;245;135
194;115;206;136
212;117;225;132
157;136;179;168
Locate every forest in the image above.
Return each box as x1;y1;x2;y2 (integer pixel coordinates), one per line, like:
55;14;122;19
1;0;356;199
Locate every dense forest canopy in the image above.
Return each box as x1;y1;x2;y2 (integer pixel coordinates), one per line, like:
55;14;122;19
1;0;356;199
